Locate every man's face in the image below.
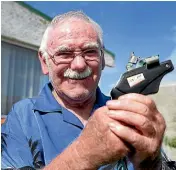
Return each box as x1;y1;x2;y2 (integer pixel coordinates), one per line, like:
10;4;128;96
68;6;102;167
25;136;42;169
41;19;104;103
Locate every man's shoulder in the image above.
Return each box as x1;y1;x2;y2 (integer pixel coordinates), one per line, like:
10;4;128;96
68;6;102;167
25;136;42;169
13;97;37;111
2;97;40;134
7;97;38;121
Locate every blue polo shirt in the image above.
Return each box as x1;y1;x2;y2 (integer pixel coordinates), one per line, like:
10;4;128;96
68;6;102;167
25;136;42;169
1;82;133;170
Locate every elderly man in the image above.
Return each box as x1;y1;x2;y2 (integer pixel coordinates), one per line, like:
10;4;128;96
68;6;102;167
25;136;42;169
1;11;174;170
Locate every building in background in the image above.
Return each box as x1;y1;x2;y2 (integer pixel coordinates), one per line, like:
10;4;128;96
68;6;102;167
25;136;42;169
1;1;115;116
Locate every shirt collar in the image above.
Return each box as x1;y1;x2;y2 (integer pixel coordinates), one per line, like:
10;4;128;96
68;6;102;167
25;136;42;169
33;82;62;112
92;86;111;113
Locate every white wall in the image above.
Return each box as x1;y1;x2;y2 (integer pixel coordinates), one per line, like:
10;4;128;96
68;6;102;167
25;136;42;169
1;1;50;47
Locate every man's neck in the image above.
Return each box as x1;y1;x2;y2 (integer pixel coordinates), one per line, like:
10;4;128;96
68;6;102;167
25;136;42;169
52;90;96;126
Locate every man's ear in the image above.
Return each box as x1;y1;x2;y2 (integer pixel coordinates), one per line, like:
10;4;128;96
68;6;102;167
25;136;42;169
38;51;49;75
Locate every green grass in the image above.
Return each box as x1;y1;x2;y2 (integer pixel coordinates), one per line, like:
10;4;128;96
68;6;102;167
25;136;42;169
164;136;176;148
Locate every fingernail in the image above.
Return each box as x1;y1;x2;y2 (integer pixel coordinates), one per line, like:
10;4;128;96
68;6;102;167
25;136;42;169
106;100;120;106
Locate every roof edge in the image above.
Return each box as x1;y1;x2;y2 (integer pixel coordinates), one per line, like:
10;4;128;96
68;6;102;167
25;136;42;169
2;35;39;51
104;48;115;59
16;1;52;21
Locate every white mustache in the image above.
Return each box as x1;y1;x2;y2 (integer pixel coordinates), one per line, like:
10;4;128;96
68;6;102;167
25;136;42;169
64;67;92;80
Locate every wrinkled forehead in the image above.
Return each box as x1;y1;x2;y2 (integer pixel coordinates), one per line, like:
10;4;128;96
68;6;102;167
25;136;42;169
47;19;100;50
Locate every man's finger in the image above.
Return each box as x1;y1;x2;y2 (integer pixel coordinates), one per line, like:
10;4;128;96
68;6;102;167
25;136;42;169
108;110;156;137
108;121;149;151
106;99;154;118
118;93;156;110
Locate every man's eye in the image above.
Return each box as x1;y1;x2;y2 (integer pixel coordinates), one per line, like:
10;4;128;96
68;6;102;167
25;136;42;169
84;49;98;55
56;52;72;57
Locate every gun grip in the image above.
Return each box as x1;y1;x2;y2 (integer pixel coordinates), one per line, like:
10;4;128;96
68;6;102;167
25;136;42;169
111;88;125;99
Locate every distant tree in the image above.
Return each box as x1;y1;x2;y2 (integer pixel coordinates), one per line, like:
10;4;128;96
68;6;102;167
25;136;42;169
164;136;176;148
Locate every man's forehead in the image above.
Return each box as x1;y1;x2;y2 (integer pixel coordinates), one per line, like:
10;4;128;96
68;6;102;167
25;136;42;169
50;19;98;39
47;20;100;50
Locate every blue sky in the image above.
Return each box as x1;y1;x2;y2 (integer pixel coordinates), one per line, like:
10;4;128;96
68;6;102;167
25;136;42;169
25;1;176;95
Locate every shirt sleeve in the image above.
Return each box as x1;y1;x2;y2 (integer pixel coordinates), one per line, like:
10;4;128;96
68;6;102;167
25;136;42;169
1;106;35;169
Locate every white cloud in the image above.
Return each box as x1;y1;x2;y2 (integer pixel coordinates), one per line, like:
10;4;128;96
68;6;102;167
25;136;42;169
163;49;176;83
163;27;176;84
167;49;176;64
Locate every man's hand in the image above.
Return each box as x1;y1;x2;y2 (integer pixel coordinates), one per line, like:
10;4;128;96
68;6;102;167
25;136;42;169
45;106;130;170
106;93;166;169
73;106;130;169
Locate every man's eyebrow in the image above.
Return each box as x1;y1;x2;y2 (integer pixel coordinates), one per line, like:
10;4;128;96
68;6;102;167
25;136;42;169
54;42;100;52
55;46;73;52
82;42;100;49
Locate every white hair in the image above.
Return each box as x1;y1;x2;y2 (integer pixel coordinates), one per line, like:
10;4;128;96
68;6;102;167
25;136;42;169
39;11;104;60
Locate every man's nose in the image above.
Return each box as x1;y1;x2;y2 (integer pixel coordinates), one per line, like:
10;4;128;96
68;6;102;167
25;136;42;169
70;55;87;72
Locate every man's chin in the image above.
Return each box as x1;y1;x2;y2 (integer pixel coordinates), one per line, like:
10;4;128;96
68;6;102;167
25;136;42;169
68;92;90;101
64;89;93;102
